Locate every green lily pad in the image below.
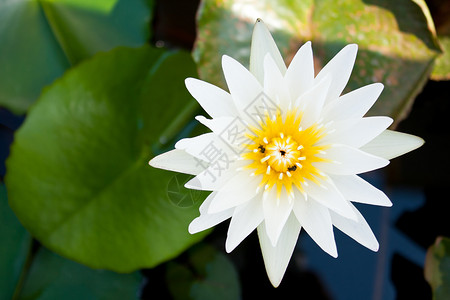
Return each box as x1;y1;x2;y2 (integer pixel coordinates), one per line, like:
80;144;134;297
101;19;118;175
5;46;207;272
0;0;152;114
167;174;206;208
0;184;32;300
425;237;450;300
18;247;141;300
193;0;441;126
166;244;241;300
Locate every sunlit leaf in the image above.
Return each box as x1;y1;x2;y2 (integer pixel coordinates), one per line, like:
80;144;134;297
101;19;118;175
19;247;141;300
0;184;31;300
425;237;450;300
431;35;450;80
166;244;241;300
6;46;207;272
427;0;450;80
193;0;441;126
44;0;119;13
0;0;152;113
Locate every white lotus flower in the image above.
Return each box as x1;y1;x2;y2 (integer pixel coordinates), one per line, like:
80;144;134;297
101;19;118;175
149;19;424;287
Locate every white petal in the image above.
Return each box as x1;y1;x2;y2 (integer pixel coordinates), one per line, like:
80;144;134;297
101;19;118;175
330;203;379;252
222;55;263;112
297;75;332;129
322;83;384;122
331;174;392;207
315;44;358;105
185;159;247;191
195;116;236;136
250;19;286;84
257;214;301;287
301;178;357;221
175;133;238;162
285;41;315;101
198;191;217;214
185;78;238;118
264;53;291;110
360;130;424;160
293;195;337;257
208;172;260;213
149;149;204;175
195;115;254;151
315;144;389;175
188;209;233;234
262;188;294;246
321;116;393;148
225;196;264;252
189;192;234;234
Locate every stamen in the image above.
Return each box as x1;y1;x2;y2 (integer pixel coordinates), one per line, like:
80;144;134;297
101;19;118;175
244;107;330;198
260;155;271;163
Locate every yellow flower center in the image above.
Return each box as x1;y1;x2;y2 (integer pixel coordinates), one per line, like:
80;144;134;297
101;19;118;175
242;110;330;199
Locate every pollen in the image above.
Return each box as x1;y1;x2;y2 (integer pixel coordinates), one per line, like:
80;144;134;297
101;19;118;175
242;110;330;198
